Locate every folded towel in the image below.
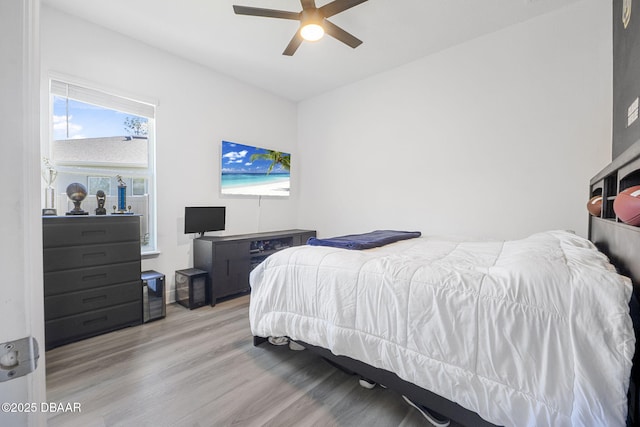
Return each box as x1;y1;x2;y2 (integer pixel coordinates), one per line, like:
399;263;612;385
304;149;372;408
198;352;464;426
307;230;421;250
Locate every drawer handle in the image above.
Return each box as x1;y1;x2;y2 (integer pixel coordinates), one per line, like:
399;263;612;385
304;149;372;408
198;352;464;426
82;230;106;237
82;295;107;304
82;273;107;282
83;316;107;326
83;252;107;260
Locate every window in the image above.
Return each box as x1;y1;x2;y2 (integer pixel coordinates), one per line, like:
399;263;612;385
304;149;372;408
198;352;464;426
48;78;157;253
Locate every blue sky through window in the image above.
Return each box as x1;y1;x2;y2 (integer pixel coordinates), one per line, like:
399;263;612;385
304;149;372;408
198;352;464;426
53;96;148;140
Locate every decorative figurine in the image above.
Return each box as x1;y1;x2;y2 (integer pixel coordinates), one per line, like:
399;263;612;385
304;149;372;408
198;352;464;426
65;183;89;215
115;175;129;214
41;157;58;216
95;190;107;215
112;175;134;214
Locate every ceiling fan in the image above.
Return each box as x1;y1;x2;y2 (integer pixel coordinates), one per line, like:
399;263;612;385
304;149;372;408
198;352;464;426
233;0;368;56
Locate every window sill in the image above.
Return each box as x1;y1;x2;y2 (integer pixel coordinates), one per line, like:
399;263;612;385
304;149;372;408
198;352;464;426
142;250;160;259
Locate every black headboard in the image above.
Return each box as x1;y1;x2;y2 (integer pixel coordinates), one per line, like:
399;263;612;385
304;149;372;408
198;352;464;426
589;139;640;427
590;140;640;285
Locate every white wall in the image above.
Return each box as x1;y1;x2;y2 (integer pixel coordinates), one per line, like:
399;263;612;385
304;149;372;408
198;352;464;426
40;0;614;303
40;6;298;298
297;0;612;240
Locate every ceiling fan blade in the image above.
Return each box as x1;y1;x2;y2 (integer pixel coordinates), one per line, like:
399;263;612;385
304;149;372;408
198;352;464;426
300;0;316;10
319;0;368;18
323;20;363;49
233;5;300;20
283;32;304;56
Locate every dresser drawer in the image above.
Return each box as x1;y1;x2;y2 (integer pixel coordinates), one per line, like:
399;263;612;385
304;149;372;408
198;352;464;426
43;241;140;273
44;261;140;296
45;281;141;320
43;216;140;248
45;301;141;350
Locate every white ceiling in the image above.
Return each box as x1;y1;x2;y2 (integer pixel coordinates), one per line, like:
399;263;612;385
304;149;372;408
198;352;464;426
41;0;582;101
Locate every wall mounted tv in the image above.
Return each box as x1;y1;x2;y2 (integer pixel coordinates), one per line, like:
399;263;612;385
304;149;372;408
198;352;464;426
221;140;290;197
184;206;226;236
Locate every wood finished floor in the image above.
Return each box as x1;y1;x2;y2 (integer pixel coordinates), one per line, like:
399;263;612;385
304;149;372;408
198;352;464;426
46;295;462;427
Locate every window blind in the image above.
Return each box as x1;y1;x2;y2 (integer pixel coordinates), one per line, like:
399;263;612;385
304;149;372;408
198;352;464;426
50;79;155;119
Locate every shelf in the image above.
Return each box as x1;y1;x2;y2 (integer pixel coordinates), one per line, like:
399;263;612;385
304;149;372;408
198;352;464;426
250;248;289;258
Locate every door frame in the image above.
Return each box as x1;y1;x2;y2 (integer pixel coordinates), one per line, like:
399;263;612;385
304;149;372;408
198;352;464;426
0;0;46;426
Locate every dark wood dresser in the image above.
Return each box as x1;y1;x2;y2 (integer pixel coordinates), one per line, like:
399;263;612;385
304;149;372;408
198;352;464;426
43;215;142;350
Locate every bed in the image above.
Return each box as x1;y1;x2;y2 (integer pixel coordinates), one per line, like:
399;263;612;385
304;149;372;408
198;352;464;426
249;149;640;427
250;229;635;426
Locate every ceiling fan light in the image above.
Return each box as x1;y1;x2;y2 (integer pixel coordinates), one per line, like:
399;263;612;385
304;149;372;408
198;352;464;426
300;23;324;41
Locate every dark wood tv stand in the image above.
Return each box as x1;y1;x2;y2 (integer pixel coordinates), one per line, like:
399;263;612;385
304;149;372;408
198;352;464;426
193;229;316;306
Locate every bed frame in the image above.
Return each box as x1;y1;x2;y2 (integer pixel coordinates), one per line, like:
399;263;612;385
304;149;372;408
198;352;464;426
253;143;640;427
253;334;498;426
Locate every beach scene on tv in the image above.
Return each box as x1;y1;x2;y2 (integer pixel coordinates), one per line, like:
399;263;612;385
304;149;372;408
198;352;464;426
221;140;291;197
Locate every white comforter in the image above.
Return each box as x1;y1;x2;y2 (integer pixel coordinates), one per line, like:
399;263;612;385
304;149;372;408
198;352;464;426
249;230;635;426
